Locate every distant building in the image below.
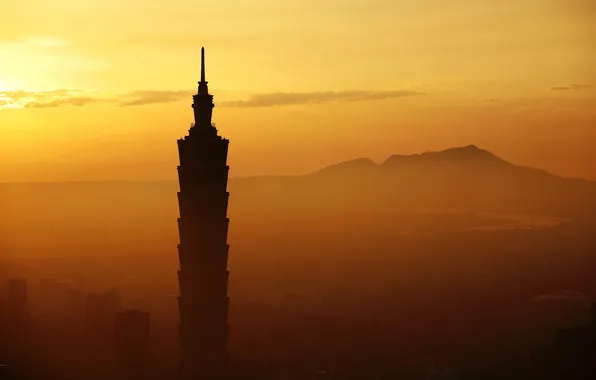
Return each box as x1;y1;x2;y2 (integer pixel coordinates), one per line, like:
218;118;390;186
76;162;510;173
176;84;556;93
84;290;122;338
6;278;30;327
176;47;232;380
82;291;122;378
115;310;151;380
551;302;596;379
7;278;28;313
425;364;460;380
3;280;31;380
0;364;16;380
39;279;82;316
85;290;121;316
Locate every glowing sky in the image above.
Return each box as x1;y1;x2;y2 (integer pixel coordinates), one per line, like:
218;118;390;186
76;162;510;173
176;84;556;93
1;0;595;182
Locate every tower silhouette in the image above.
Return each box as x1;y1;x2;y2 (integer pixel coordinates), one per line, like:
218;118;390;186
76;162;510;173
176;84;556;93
176;47;231;380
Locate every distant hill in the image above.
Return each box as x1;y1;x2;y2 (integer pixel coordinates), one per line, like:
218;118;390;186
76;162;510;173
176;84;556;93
1;145;595;260
2;145;595;221
233;145;596;220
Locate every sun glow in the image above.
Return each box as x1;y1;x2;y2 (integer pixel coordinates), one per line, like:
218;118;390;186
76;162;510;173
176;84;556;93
0;80;23;108
0;79;18;91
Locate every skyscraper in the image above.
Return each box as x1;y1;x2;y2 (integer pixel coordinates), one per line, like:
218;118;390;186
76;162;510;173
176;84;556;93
177;47;231;380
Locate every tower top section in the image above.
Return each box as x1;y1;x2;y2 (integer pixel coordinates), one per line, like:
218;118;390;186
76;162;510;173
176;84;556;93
191;47;216;131
198;47;209;95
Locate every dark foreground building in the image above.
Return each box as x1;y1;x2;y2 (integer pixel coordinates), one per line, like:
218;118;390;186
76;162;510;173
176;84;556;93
176;47;231;380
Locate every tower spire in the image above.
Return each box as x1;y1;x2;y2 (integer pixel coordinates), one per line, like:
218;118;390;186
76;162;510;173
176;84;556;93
198;47;209;95
201;47;206;83
193;47;215;129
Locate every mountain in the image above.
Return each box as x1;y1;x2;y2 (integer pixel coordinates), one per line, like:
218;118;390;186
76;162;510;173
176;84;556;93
384;145;502;165
1;145;595;260
231;145;596;220
1;147;595;324
2;146;595;222
311;157;377;177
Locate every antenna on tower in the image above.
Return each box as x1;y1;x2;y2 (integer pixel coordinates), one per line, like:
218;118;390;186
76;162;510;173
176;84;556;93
198;47;209;95
201;47;206;83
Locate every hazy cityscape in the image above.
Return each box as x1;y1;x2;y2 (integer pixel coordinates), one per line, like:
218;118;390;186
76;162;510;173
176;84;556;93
1;1;596;378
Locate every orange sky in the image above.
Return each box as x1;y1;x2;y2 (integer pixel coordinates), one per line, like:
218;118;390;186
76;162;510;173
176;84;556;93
1;0;595;182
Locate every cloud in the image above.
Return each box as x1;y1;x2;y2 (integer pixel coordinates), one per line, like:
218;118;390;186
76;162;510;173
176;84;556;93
24;97;99;108
551;84;592;91
119;90;192;106
1;88;425;109
0;89;104;109
0;88;190;109
219;90;424;108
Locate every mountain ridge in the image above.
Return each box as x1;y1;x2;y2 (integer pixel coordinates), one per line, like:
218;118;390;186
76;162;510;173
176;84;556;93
0;146;593;185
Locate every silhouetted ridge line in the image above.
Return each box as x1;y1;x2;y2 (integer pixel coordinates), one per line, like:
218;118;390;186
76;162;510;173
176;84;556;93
2;146;595;184
311;157;377;177
382;145;503;167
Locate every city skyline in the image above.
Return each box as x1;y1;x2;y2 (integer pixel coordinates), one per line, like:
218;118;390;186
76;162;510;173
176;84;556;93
1;0;596;183
1;3;595;379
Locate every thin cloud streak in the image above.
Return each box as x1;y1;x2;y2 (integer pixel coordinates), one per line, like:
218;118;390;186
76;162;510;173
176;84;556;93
119;90;192;107
1;89;424;109
24;97;99;108
0;89;103;109
551;84;592;91
219;90;425;108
